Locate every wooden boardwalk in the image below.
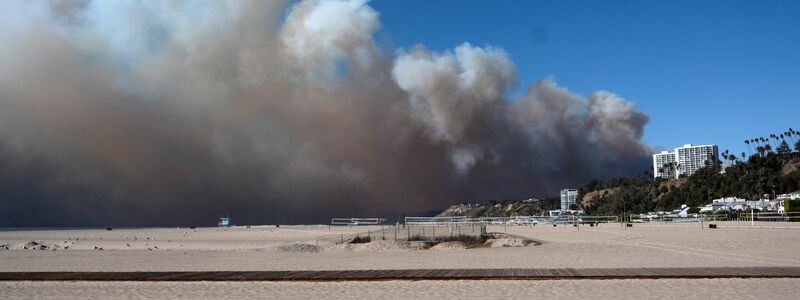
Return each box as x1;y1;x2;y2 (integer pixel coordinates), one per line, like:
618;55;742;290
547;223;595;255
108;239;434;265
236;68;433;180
2;267;800;281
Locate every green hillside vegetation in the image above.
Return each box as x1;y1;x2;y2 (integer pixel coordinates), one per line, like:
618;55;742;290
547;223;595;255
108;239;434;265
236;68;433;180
580;128;800;215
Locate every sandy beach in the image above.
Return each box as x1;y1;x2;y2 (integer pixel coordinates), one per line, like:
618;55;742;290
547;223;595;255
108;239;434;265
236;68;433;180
1;278;799;299
2;222;800;298
2;222;799;272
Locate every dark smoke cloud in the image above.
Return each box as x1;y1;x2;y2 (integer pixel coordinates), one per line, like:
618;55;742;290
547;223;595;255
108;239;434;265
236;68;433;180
0;0;651;226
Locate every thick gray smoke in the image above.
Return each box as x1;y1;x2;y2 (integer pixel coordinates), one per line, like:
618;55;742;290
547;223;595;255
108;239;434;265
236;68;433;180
0;0;651;226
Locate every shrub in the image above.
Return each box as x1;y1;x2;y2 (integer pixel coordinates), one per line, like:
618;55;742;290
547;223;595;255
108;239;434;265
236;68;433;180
350;235;371;244
786;199;800;213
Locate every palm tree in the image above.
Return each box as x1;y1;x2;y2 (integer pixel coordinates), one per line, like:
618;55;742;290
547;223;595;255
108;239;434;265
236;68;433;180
787;130;798;149
741;152;746;162
744;140;752;155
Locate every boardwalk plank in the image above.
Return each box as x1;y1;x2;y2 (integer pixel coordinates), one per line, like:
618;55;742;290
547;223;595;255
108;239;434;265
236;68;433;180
2;267;800;281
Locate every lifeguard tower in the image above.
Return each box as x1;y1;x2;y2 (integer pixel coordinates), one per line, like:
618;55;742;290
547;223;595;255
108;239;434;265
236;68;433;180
217;216;231;227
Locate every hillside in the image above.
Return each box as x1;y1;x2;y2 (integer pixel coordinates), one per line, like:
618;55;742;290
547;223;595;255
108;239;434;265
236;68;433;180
437;198;559;217
580;154;800;215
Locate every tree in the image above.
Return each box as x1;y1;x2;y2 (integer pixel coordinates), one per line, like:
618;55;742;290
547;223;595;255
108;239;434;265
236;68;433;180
777;140;791;155
786;200;800;213
744;140;752;155
795;140;800;153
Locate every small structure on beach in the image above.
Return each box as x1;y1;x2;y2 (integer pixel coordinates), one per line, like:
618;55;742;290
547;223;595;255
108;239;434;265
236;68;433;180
331;218;386;226
217;217;231;227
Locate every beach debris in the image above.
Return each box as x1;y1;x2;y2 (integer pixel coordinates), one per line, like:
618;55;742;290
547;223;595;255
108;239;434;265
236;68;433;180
23;241;43;250
277;243;321;253
93;246;103;251
106;228;113;231
0;243;9;250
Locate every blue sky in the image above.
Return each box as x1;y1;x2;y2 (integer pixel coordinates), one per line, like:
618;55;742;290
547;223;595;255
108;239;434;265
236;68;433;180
371;0;799;157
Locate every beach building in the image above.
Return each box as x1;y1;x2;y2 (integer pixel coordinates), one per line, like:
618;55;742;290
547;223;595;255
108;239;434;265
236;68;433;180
700;197;748;213
560;189;578;211
652;144;719;179
778;190;800;200
698;197;783;213
217;217;231;227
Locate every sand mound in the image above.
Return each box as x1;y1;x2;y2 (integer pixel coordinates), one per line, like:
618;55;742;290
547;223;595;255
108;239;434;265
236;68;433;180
430;241;466;250
486;238;527;247
334;240;412;252
485;233;540;247
348;240;410;252
277;243;321;253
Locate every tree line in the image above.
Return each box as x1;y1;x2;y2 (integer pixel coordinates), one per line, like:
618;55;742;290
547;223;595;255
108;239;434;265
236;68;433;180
580;128;800;215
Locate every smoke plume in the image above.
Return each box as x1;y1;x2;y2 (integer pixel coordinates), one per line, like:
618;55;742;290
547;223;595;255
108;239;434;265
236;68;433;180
0;0;651;226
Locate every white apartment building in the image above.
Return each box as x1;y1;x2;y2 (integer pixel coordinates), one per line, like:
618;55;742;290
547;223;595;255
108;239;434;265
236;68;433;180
653;144;719;179
653;151;677;179
675;144;719;177
560;189;578;211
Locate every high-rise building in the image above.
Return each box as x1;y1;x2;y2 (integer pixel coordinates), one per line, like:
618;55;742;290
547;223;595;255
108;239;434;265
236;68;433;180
560;189;578;211
653;151;677;179
675;144;719;177
652;144;719;179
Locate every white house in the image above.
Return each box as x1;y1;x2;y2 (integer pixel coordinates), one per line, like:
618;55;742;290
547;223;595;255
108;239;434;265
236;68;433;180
699;197;784;213
777;190;800;200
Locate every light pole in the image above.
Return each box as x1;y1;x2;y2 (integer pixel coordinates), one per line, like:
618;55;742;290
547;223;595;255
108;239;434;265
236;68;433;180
622;197;626;230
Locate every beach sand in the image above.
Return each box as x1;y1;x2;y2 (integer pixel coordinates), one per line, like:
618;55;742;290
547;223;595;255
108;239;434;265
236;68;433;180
1;278;798;299
2;222;799;271
2;222;799;298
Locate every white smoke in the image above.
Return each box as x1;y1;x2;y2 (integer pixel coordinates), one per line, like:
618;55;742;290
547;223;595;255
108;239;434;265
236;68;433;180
281;0;380;78
392;43;517;173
